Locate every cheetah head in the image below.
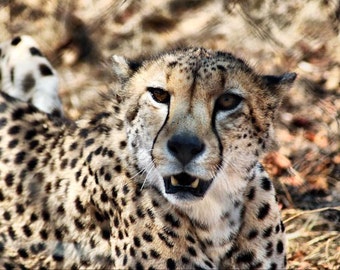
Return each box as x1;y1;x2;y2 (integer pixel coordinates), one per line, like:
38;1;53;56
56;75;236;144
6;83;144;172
112;48;295;214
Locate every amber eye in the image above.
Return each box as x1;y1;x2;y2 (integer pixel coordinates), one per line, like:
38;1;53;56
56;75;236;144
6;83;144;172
147;87;170;104
216;93;243;111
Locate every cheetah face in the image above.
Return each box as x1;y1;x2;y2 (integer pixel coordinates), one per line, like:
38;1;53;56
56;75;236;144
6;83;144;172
113;48;295;207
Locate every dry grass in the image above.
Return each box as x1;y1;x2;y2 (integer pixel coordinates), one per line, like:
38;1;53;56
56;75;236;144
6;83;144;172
283;207;340;269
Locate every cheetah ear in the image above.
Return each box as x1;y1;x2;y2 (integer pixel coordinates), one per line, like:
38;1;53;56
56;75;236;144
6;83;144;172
112;55;142;82
263;72;297;96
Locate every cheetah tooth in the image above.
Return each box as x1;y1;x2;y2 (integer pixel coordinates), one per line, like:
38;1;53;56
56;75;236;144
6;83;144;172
191;178;199;189
171;176;179;186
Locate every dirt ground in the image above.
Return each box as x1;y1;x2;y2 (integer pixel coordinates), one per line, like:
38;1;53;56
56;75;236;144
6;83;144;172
2;0;340;268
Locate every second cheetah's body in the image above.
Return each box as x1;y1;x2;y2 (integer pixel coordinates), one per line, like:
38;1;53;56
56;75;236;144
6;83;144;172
0;39;296;269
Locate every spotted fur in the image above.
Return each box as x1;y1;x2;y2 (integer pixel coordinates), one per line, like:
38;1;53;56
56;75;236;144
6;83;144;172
0;43;295;269
0;35;62;115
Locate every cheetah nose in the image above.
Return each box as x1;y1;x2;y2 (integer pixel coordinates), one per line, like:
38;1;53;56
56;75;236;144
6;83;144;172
167;134;205;166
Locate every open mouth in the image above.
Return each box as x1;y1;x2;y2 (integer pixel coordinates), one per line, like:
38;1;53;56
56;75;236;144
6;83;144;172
164;173;213;197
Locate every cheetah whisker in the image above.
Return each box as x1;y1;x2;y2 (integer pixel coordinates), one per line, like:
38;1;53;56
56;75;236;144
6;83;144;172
140;160;156;191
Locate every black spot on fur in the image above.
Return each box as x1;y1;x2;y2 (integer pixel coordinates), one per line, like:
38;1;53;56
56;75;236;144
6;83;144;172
0;117;7;129
39;64;53;76
165;213;181;228
150;249;160;259
85;138;95;147
52;242;64;262
269;263;277;270
79;128;89;138
246;186;256;200
280;220;285;232
54;228;64;240
188;246;197;257
257;203;271;220
275;223;280;234
12;108;25;120
135;261;144;270
30;213;38;222
204;260;214;268
181;256;189;264
75;197;86;214
10;67;14;83
22;73;35;93
8;125;21;134
74;218;85;230
263;226;273;238
100;191;109;202
16;203;25;214
158;232;174;248
8;139;18;149
69;142;78;151
247;229;258;240
30;242;46;255
186;234;196;244
94;146;103;155
114;165;122;173
39;229;48;240
0;241;4;253
60;158;68;169
133;236;141;247
11;36;21;46
25;129;37;140
27;157;38;171
70;158;78;168
29;140;39;150
3;211;11;220
42;209;50;221
120;140;127;149
166;258;176;270
261;177;272;191
22;225;32;237
276;240;284;254
217;65;226;72
142;232;153;242
266;241;273;257
236;251;254;263
168;61;178;68
29;47;43;57
8;226;17;240
5;173;14;186
101;228;110;240
17;248;29;258
0;102;8;113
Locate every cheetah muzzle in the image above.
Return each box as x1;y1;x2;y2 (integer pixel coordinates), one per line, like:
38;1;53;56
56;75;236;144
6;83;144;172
164;133;213;198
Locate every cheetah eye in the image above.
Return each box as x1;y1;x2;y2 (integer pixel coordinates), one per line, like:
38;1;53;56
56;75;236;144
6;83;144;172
216;93;243;111
147;87;170;104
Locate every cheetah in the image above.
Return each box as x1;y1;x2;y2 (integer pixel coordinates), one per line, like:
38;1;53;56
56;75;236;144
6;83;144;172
0;36;296;269
0;35;63;115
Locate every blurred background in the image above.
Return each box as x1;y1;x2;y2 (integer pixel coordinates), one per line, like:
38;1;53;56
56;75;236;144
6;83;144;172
1;0;339;268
